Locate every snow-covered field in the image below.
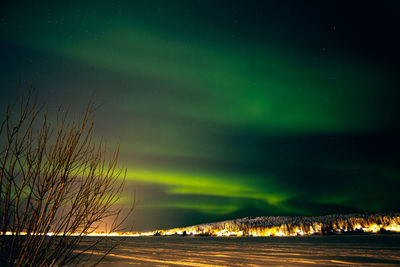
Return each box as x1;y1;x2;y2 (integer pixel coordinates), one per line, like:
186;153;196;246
86;235;400;266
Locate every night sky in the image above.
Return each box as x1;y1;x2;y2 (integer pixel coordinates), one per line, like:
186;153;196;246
1;0;400;231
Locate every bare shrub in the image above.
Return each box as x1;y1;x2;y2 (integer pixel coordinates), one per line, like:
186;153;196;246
0;91;134;266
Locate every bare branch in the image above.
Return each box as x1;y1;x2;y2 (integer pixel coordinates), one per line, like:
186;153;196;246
0;90;134;266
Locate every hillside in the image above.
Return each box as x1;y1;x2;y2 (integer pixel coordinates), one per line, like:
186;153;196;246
150;213;400;237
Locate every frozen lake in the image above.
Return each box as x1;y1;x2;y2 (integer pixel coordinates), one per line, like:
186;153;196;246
80;235;400;266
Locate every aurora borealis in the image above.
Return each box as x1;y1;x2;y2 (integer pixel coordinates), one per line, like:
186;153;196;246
1;1;399;231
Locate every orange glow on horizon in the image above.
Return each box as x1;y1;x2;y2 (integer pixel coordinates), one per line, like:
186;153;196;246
3;215;399;237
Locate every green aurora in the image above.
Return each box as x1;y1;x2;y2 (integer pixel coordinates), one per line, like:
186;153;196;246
1;1;399;230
